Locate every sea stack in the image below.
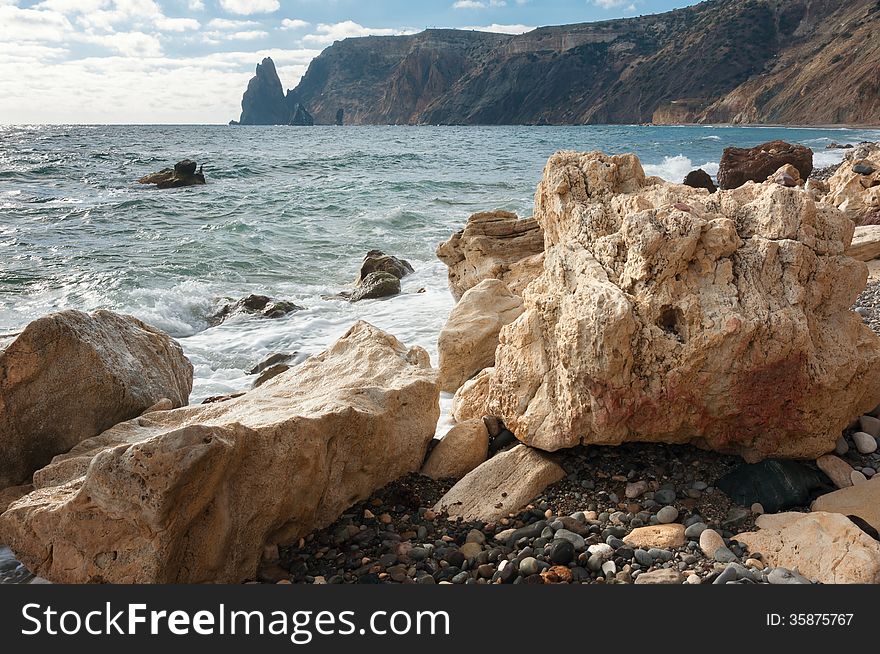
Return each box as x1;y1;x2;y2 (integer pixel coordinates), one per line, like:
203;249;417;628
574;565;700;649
239;57;314;126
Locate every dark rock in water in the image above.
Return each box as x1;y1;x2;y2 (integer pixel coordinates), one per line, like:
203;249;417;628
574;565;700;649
202;392;246;404
683;168;717;193
138;161;206;189
715;459;832;513
826;142;854;149
848;515;880;541
854;162;877;175
249;352;295;375
238;57;316;127
209;294;303;326
717;140;813;190
174;159;197;175
253;364;291;388
336;108;344;126
489;428;518;455
349;272;401;302
357;250;414;284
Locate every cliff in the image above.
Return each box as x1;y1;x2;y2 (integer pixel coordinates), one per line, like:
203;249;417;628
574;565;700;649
238;57;314;126
237;0;880;126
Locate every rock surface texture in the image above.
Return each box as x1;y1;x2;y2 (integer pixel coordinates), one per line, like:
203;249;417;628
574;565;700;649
436;210;544;301
0;310;193;488
811;476;880;531
238;57;314;126
421;419;489;481
0;322;439;583
735;512;880;584
438;279;524;393
474;151;880;461
433;444;564;522
717;140;813;190
823;143;880;224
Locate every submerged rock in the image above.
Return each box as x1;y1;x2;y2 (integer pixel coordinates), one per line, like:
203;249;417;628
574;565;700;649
349;272;401;302
356;250;414;284
716;459;832;513
0;321;440;583
717;140;813;189
465;150;880;461
209;294;302;326
138;160;206;188
0;310;193;488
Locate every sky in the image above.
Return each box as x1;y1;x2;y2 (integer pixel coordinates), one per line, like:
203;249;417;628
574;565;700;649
0;0;701;124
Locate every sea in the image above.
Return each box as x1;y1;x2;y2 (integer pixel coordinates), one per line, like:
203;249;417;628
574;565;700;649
2;124;880;429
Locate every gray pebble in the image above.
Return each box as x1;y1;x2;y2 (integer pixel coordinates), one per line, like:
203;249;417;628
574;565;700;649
713;565;738;585
685;522;708;539
634;549;653;567
654;489;677;505
657;506;679;524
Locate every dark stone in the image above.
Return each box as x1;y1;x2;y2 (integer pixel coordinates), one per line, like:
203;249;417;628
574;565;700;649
548;538;575;565
489;429;518;454
443;549;465;568
252;364;290;388
349;272;401;302
717;140;813;190
138;163;206;189
683;168;717;193
715;459;833;513
854;162;877;175
848;515;880;541
357;250;414;284
287;99;314;126
499;520;547;545
357;573;381;584
249;353;295;375
335;108;344;126
174;159;197;175
209;294;303;326
239;57;315;126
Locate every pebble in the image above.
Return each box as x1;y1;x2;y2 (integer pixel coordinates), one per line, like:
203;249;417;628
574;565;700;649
549;539;575;565
750;503;764;515
834;437;849;456
554;528;586;551
519;557;541;577
465;529;486;545
657;506;679;524
588;543;614;559
852;431;878;454
587;553;605;572
601;560;617;577
713;565;738;584
851;470;868;485
684;522;707;539
625;481;648;499
634;569;684;585
634;549;653;567
686;574;701;585
768;568;812;585
713;546;737;563
699;529;726;558
460;542;482;560
860;415;880;437
654;489;677;505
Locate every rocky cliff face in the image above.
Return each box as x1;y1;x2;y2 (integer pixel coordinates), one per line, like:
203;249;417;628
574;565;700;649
238;57;314;126
249;0;878;125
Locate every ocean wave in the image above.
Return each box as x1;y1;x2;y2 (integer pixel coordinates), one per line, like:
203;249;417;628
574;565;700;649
642;155;719;182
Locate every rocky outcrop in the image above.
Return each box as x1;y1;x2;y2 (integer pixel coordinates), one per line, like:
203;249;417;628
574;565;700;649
433;444;564;522
421;419;488;481
717;140;812;190
238;57;315;126
0;310;193;488
845;225;880;262
471;150;880;461
822;144;880;224
356;250;414;285
209;294;302;326
811;476;880;531
350;272;400;302
437;279;523;393
683;169;716;193
138;160;206;189
735;512;880;584
266;1;879;126
436;210;544;301
0;322;439;584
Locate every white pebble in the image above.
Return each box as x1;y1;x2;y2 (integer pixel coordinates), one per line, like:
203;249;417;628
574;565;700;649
686;574;701;585
851;470;868;485
588;543;614;559
751;503;764;515
852;431;878;454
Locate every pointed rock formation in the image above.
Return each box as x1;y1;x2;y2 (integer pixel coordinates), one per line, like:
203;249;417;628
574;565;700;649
239;57;315;126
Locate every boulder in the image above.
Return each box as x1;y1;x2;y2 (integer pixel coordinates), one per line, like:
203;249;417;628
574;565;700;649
816;454;856;489
451;367;492;423
421;419;489;480
767;163;803;187
436;210;544;301
717;140;813;190
433;444;564;522
356;250;414;285
822;144;880;224
715;460;832;513
438;279;524;393
350;272;401;302
682;169;717;193
474;150;880;461
138;161;206;189
811;476;880;531
735;512;880;584
0;310;193;488
0;322;440;583
209;294;302;326
846;225;880;262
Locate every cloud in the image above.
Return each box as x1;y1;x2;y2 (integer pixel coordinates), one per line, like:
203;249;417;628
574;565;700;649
452;0;507;8
84;30;163;57
280;18;309;30
187;0;204;9
218;0;280;15
592;0;639;9
301;21;416;46
462;23;534;34
154;16;200;31
207;18;258;29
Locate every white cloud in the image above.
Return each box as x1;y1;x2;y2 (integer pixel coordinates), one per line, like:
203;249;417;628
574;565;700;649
302;21;416;46
452;0;507;8
593;0;639;9
462;23;534;34
84;31;163;57
228;30;267;40
218;0;279;15
154;16;200;31
188;0;204;9
207;18;258;29
280;18;309;30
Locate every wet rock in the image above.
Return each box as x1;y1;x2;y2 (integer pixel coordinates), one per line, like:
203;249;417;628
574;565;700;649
356;250;414;285
209;294;302;326
138;160;206;189
716;459;833;514
350;272;401;302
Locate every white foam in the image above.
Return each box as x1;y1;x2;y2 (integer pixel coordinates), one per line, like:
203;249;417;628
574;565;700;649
642;155;719;183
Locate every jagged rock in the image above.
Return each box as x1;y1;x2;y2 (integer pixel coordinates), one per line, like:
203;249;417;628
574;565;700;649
209;294;302;326
683;169;717;193
253;365;290;388
436;210;544;301
350;272;401;302
356;250;414;284
811;476;880;531
717;140;813;190
437;279;523;393
287;100;314;126
0;310;193;488
473;150;880;461
421;419;489;481
735;512;880;584
433;444;564;522
239;57;315;126
716;460;832;513
0;322;440;583
822;143;880;224
249;353;295;375
138;161;206;189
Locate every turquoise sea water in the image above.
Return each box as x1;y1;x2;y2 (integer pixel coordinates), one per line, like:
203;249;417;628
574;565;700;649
2;124;880;412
